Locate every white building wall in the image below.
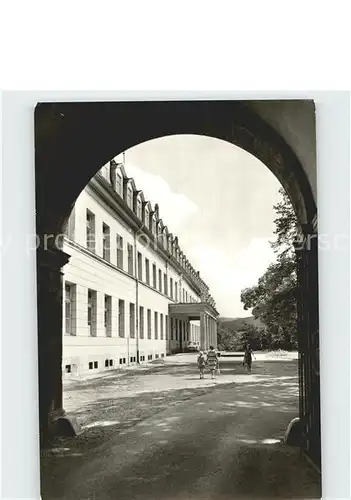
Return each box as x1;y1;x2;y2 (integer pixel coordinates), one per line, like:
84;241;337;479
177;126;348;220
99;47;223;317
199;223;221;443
62;181;205;377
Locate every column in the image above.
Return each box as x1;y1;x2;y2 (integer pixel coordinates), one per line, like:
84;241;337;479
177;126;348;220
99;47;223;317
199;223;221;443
206;314;210;350
208;316;215;347
200;312;206;350
209;317;213;347
37;246;70;445
214;318;218;349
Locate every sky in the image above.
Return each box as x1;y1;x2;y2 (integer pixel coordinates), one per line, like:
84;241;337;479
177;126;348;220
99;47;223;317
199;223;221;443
114;135;282;318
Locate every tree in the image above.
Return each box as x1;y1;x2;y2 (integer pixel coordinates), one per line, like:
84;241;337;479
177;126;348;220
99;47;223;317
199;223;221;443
217;327;240;351
240;188;299;350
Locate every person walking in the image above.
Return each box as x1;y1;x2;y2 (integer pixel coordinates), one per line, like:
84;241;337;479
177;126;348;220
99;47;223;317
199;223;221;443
243;343;255;373
197;351;206;379
206;345;219;379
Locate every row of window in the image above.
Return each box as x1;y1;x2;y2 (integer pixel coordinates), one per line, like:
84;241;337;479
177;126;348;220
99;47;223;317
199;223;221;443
65;283;190;341
67;203;202;291
101;164;195;265
65;352;166;373
70;209;197;303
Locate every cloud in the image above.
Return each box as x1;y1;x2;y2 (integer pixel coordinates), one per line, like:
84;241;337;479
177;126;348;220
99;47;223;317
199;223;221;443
117;159;199;234
187;238;276;317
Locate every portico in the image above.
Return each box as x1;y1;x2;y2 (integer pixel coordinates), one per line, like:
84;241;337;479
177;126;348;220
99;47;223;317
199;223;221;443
169;302;219;351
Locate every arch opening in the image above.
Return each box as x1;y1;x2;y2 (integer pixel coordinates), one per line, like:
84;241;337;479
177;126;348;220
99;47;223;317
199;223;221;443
34;100;320;474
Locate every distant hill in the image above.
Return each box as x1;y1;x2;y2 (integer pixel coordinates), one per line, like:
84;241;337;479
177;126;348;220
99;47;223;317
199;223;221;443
218;316;264;332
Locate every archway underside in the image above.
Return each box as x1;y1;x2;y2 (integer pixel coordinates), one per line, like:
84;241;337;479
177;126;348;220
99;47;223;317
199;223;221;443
35;100;316;236
34;100;320;469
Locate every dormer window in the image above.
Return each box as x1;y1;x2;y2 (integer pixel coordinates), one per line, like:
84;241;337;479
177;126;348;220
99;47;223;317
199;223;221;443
116;173;123;196
152;217;156;235
137;198;142;219
100;164;109;180
145;207;149;228
127;187;133;209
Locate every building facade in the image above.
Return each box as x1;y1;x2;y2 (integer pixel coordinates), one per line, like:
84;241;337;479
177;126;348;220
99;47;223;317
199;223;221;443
62;159;219;376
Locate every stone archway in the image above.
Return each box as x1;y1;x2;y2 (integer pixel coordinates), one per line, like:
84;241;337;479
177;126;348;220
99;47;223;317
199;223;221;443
35;100;320;467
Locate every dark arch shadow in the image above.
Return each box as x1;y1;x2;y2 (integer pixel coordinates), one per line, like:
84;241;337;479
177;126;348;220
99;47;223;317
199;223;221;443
35;100;316;236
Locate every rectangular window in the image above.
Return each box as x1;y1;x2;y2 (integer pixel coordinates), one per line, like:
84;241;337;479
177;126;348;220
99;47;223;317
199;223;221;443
116;234;123;269
160;313;164;340
145;258;150;285
118;299;125;337
186;291;188;303
127;244;134;275
164;273;168;296
104;294;112;337
127;187;133;208
129;303;135;338
87;289;97;336
137;198;142;219
116;173;123;196
152;264;157;288
175;319;179;341
183;289;185;302
158;269;162;292
165;315;169;341
170;278;173;299
102;223;110;261
86;209;95;253
147;309;152;339
137;252;143;280
171;317;174;340
175;282;178;301
65;282;76;335
154;312;158;339
139;306;144;339
94;361;98;369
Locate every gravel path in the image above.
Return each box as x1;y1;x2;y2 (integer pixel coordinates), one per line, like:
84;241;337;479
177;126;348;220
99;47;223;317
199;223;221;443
41;353;320;499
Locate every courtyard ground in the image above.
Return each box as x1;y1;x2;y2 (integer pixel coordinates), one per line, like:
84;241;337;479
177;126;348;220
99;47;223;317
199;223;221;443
41;352;321;499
